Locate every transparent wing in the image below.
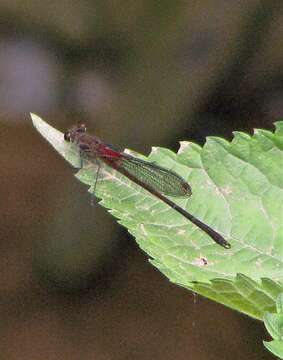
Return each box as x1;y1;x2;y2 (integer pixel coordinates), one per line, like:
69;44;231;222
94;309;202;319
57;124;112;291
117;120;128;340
118;154;192;197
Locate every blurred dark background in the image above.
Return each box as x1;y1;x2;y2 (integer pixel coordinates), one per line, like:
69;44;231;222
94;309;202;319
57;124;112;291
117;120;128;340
1;1;282;359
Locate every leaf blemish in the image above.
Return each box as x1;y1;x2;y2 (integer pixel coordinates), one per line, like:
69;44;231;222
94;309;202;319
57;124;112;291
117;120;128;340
220;186;232;196
140;224;147;235
193;256;209;266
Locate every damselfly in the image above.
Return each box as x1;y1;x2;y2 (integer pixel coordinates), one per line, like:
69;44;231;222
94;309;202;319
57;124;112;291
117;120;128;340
64;124;231;249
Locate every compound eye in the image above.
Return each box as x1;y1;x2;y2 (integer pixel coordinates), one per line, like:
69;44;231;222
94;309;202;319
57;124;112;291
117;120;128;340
77;123;87;133
64;131;71;142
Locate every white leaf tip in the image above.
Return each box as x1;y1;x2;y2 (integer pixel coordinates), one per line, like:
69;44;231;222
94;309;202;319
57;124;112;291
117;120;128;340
30;113;43;127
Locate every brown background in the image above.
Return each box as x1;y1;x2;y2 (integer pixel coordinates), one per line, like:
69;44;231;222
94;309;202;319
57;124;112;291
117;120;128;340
1;1;282;359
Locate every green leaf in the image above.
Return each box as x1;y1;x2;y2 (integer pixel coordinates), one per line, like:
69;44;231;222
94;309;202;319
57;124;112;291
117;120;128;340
31;114;283;321
263;293;283;359
263;340;283;359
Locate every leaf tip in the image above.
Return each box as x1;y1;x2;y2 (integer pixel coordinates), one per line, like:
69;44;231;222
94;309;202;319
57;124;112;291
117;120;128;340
178;141;190;153
30;112;44;130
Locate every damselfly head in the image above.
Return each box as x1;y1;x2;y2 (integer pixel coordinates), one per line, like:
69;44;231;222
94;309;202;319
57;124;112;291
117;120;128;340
64;124;87;142
77;123;87;133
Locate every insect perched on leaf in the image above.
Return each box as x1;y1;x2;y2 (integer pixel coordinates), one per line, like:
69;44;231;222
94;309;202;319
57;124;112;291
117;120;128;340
64;124;231;249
